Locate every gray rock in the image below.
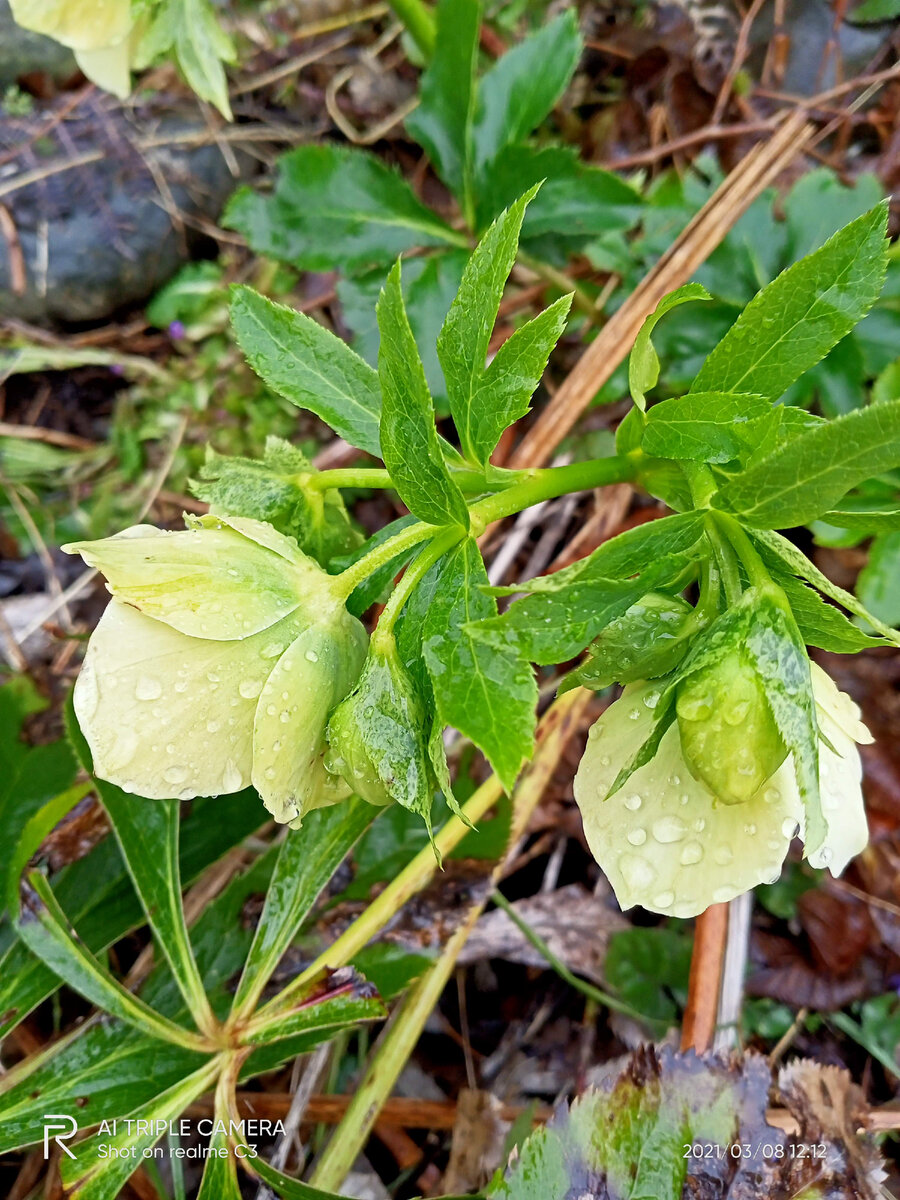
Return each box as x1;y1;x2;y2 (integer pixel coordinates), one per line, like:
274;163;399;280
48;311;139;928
0;92;255;322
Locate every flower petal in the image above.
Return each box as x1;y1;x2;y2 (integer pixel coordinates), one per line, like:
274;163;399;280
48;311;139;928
74;41;130;97
10;0;131;49
574;681;801;917
75;599;305;799
807;664;869;873
252;615;366;824
63;520;326;640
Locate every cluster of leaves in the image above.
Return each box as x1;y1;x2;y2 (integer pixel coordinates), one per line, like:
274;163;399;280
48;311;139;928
224;0;640;408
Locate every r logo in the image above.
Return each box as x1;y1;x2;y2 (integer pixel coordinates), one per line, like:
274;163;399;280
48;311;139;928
43;1114;78;1159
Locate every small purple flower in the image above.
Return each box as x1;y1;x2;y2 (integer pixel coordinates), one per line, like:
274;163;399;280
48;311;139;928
169;320;186;340
110;363;124;377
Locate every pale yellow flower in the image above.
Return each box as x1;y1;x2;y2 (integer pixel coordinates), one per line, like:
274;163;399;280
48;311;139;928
64;515;365;826
574;663;871;916
10;0;133;96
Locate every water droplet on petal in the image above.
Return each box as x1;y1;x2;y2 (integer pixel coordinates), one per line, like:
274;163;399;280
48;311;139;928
680;841;703;865
713;845;733;866
164;765;189;785
653;890;674;909
781;818;800;840
239;678;263;700
619;853;656;891
305;649;319;663
627;828;647;846
135;676;162;701
207;720;220;733
652;815;687;844
221;760;243;792
623;794;642;811
713;885;734;903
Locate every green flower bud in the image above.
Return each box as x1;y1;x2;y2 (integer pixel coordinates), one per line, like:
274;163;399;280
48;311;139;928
63;515;366;824
676;650;787;805
561;592;694;693
326;646;433;815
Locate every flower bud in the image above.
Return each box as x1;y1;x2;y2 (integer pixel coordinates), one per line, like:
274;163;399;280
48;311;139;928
676;650;787;805
563;592;693;693
64;515;366;823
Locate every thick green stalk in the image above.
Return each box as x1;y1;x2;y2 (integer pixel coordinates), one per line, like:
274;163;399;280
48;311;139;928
371;526;463;650
387;0;436;58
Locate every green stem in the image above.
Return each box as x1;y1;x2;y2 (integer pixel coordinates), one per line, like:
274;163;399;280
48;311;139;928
334;455;635;599
386;0;436;58
715;512;772;591
490;890;664;1027
704;516;742;606
468;455;636;533
307;465;495;493
371;527;463;650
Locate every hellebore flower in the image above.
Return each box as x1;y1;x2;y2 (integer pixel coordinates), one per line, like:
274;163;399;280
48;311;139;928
574;662;871;917
10;0;134;96
63;515;366;826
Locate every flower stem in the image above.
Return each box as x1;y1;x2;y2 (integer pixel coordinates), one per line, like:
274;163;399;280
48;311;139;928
386;0;436;57
715;512;772;591
704;515;742;606
371;526;463;650
307;465;496;493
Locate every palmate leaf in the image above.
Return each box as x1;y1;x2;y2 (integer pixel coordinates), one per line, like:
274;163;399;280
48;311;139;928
377;261;470;528
59;1058;222;1200
230;286;383;457
224;144;461;271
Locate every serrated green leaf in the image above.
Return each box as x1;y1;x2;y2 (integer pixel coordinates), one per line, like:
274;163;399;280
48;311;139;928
857;531;900;628
466;293;571;464
377;261;470;528
438;187;539;463
231;799;375;1015
405;0;480;205
605;691;676;799
472;10;581;175
751;527;900;647
713;398;900;527
629;284;712;410
336;250;469;408
421;538;537;789
231;286;382;456
59;1057;221;1199
642;391;772;463
476;144;640;237
224;145;460;270
769;570;887;652
691;203;889;400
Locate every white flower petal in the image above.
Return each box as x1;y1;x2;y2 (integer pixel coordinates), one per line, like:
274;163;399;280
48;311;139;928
574;681;801;917
75;599;305;800
75;40;130;97
64;522;324;641
252;616;366;824
807;665;869;874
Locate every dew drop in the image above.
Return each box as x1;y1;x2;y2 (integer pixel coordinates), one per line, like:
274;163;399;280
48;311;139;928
623;794;642;811
713;845;733;866
261;641;285;659
135;676;162;701
305;649;319;663
679;841;703;866
280;711;291;723
652;815;687;844
743;823;757;836
164;765;189;785
619;853;656;891
693;817;706;832
599;754;611;766
628;708;641;721
107;729;138;770
627;828;647;846
266;704;277;717
239;678;263;700
221;760;243;791
643;690;661;710
206;720;220;733
653;890;674;909
713;885;734;903
781;818;800;840
264;767;276;780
